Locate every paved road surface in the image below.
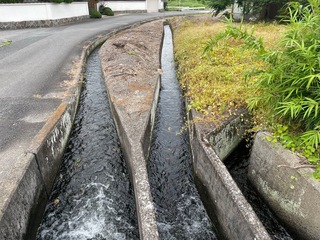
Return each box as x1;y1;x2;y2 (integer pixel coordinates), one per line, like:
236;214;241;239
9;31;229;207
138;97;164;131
0;12;209;174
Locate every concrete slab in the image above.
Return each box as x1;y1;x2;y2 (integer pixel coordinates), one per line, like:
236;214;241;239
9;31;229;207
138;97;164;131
249;131;320;240
188;109;271;240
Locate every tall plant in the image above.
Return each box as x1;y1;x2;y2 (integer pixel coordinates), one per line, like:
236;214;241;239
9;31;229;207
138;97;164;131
249;0;320;174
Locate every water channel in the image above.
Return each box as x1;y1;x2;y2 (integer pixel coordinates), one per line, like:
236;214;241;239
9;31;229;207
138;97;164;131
224;141;294;240
36;24;295;240
147;25;216;239
37;48;139;240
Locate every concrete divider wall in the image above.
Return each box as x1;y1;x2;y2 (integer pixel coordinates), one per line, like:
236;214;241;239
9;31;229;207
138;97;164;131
188;110;271;240
103;86;160;239
248;131;320;240
99;21;165;239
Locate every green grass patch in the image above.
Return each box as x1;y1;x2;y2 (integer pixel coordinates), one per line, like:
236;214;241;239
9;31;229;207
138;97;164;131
167;0;207;8
171;9;320;180
0;40;12;48
171;16;285;119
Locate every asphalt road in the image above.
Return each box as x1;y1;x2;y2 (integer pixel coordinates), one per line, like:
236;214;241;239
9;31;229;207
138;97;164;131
0;12;207;169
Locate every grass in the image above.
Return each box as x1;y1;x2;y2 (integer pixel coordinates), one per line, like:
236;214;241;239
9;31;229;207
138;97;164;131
167;0;207;8
171;15;320;180
170;16;286;124
0;40;12;48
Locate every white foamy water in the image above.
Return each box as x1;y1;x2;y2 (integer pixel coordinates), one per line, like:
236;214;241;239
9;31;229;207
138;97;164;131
38;183;132;240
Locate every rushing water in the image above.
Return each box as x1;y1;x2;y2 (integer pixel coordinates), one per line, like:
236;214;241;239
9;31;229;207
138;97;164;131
224;141;294;240
147;25;216;239
36;49;139;240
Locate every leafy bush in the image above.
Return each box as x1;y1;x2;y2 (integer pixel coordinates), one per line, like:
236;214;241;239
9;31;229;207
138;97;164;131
99;5;105;14
103;7;114;16
249;0;320;137
248;0;320;177
64;0;73;3
99;5;114;16
89;9;102;19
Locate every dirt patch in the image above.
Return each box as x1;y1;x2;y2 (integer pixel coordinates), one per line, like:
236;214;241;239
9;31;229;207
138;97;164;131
99;20;165;140
100;20;164;85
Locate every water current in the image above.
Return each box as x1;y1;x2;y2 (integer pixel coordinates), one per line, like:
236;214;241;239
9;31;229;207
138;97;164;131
36;49;139;240
224;141;294;240
147;25;217;239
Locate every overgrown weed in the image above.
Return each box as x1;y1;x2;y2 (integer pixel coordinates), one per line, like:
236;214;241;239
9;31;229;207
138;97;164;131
171;8;320;180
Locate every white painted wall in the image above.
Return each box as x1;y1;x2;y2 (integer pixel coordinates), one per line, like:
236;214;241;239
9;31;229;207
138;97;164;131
101;1;146;12
146;0;158;12
158;0;163;11
101;0;163;13
0;2;88;22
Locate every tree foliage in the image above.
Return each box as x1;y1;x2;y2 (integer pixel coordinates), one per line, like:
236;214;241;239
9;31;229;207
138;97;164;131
207;0;308;19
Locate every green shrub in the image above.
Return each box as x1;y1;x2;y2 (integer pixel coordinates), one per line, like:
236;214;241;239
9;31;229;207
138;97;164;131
99;5;114;16
103;7;114;16
64;0;73;3
249;0;320;133
89;9;102;19
99;5;105;14
248;0;320;177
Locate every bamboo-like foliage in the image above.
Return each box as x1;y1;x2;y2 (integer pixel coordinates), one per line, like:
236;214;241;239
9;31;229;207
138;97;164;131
249;0;320;159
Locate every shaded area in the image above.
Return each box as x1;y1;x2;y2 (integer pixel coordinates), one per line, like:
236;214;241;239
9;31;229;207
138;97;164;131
224;141;294;240
37;49;139;240
147;25;216;239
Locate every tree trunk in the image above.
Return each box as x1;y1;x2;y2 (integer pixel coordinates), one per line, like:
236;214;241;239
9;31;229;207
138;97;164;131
262;3;281;20
88;0;98;10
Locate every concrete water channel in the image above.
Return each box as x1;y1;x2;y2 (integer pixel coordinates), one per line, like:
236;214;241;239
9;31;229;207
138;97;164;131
1;13;319;240
37;25;216;240
37;49;139;239
33;23;297;240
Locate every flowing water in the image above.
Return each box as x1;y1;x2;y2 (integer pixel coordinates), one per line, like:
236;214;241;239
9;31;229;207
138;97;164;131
35;25;292;240
147;25;217;240
36;49;139;240
224;141;294;240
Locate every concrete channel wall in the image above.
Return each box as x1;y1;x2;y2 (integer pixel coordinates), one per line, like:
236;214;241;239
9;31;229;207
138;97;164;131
188;109;271;240
0;49;83;239
249;131;320;240
205;110;248;160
